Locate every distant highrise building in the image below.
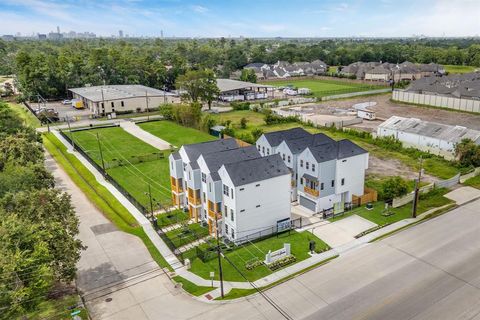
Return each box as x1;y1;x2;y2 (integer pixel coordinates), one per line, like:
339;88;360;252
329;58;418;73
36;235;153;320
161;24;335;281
57;26;60;34
119;30;123;38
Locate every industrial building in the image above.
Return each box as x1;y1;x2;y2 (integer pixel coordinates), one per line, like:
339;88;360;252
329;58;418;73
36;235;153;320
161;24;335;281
69;85;177;116
216;79;274;102
377;116;480;158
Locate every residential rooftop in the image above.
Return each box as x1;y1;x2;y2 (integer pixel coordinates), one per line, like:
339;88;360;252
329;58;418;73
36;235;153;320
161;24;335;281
182;138;239;163
201;146;261;172
263;127;311;147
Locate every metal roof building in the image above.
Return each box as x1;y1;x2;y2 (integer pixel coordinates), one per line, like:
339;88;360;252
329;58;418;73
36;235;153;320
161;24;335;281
216;79;274;102
377;116;480;157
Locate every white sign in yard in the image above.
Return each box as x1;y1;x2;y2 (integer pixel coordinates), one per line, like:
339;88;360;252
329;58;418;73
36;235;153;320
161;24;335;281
265;243;291;264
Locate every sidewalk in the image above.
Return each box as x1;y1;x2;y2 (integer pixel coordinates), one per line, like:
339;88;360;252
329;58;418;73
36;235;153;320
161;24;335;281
119;121;174;150
50;129;460;301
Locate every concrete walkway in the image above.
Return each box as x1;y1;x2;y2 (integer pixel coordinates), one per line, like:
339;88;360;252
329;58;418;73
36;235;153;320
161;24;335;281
445;186;480;205
119;121;174;150
50;128;462;299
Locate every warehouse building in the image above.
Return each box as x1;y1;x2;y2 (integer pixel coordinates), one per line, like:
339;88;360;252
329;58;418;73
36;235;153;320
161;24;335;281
69;85;177;116
216;79;274;102
377;116;480;158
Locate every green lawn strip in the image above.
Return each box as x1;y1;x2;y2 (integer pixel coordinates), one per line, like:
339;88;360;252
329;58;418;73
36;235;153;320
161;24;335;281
370;203;457;243
330;188;454;227
260;79;383;97
7;102;41;128
189;230;329;282
138;120;216;146
25;293;88;320
156;209;190;228
209;110;461;179
444;65;477;74
172;276;215;296
43;133;172;271
215;254;339;300
463;175;480;189
165;223;210;248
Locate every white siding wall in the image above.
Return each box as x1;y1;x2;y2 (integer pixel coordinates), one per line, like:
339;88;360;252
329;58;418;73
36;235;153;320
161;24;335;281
335;153;368;200
256;135;274;156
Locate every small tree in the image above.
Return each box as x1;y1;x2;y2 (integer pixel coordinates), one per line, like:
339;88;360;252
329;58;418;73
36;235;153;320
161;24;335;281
158;103;174;120
455;138;480;167
240;69;257;83
251;128;264;141
240;117;248;129
381;176;409;201
175;69;220;110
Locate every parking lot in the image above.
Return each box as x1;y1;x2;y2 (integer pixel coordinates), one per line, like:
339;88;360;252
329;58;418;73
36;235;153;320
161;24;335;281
30;100;93;122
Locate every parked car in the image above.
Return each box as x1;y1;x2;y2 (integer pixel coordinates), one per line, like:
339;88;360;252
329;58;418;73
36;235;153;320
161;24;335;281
37;109;59;123
62;99;72;105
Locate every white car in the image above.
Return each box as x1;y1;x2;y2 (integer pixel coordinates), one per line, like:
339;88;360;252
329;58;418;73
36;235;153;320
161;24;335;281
62;99;72;105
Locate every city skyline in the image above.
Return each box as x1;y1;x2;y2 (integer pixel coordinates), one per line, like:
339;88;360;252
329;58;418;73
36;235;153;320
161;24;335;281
1;0;480;38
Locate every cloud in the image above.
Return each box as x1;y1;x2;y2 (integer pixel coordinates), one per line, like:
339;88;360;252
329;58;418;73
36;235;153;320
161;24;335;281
190;5;208;13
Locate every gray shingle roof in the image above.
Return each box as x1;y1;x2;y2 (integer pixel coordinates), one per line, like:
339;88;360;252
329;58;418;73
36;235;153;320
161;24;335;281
171;152;181;160
202;146;261;172
308;139;367;163
223;154;290;186
284;133;335;154
183;138;239;162
263;127;311;147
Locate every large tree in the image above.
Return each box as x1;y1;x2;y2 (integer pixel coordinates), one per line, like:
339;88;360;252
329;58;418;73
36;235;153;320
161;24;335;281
175;69;220;110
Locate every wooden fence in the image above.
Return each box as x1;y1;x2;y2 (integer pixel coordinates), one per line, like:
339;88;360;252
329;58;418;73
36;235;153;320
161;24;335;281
352;187;378;206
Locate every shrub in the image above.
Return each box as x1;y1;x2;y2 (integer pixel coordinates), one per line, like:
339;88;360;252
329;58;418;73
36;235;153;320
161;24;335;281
230;101;250;110
267;255;296;271
240;117;248;129
251;128;264;141
245;259;264;271
159;103;175;120
455;138;480;167
263;110;299;125
380;176;409;201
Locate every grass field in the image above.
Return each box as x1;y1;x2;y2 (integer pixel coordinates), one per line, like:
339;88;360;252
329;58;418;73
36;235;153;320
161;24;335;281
444;65;477;74
157;209;189;228
8;102;41;128
464;175;480;189
69;121;216;207
188;230;329;282
165;223;210;248
260;78;383;98
209;110;461;179
138;120;215;146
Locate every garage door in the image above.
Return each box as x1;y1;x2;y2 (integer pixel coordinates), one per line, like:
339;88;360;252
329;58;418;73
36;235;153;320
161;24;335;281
299;196;316;212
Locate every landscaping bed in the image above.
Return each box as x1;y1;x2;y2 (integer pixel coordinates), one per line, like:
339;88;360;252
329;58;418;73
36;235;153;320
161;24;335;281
188;230;329;282
157;209;190;228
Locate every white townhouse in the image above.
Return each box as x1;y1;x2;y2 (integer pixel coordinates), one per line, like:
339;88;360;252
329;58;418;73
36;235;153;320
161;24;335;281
256;128;369;214
169;139;291;241
218;154;291;243
296;140;368;214
256;127;311;157
196;146;260;235
169;139;239;222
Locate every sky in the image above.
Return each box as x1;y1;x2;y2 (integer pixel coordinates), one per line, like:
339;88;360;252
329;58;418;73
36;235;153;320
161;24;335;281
1;0;480;38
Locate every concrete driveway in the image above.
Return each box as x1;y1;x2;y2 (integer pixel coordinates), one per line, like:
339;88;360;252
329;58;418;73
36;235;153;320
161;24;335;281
445;186;480;205
310;215;377;248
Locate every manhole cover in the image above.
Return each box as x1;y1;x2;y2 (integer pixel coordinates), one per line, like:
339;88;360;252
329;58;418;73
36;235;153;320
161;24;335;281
105;297;113;302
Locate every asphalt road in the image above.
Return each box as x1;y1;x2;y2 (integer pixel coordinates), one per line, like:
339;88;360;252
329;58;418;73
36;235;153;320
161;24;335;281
48;150;480;320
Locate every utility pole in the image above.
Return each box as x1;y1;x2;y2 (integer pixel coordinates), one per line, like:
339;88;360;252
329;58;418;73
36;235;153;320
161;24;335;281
214;213;224;298
145;90;150;121
101;88;105;117
148;184;154;218
66;116;75;150
412;156;423;218
96;133;106;174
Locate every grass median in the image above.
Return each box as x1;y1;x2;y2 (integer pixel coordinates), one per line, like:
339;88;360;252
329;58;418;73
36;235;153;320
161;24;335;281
43;132;172;271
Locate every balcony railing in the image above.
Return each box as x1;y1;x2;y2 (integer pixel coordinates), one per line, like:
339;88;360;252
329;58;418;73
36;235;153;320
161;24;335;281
188;196;201;205
304;186;319;197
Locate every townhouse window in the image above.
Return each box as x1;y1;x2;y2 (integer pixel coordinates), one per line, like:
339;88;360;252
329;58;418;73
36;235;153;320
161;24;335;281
225;224;229;234
240;188;244;191
300;178;303;185
121;101;125;107
183;163;187;171
287;155;291;163
341;178;345;186
262;146;265;154
223;184;229;196
111;101;114;108
101;102;104;108
208;183;211;192
188;172;191;180
231;188;234;199
312;164;315;172
282;154;285;161
320;183;324;190
203;192;206;202
300;160;304;168
224;205;228;217
240;209;245;213
230;209;234;222
331;180;335;187
256;205;261;208
267;149;270;155
306;162;309;170
255;183;260;187
231;229;235;239
257;145;260;151
201;173;206;182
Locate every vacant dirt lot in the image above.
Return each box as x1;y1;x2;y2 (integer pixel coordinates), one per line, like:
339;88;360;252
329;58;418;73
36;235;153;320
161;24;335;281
313;94;480;130
367;154;437;183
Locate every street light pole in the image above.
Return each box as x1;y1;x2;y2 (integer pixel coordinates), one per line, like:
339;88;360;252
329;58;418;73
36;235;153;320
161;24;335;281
214;213;224;298
412;156;423;218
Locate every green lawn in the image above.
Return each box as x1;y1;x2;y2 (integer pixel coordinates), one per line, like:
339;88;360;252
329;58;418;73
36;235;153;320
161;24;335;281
331;188;454;227
444;65;477;74
172;276;214;296
189;230;329;282
165;223;210;248
157;209;190;228
209;110;461;179
260;79;384;98
25;293;88;320
138;120;216;146
8;102;41;128
464;175;480;189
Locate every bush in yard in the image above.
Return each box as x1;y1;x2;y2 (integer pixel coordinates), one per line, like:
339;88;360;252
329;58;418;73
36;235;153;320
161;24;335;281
222;127;235;137
239;117;248;129
236;132;254;144
230;101;250;110
251;128;264;141
380;176;409;201
455;138;480;167
267;255;296;271
159;103;175;120
245;259;264;271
